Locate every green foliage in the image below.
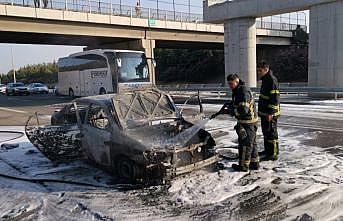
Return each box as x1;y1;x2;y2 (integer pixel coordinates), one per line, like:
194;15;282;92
155;49;224;84
271;46;308;82
0;62;58;86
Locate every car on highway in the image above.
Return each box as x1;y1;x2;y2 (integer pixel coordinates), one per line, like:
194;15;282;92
27;83;49;94
25;87;218;184
6;82;30;96
0;84;6;94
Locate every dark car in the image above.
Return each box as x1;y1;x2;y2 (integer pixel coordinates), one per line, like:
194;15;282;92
27;83;49;94
6;82;30;96
26;87;218;184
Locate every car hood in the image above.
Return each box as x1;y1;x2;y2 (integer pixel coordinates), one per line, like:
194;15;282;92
125;119;210;152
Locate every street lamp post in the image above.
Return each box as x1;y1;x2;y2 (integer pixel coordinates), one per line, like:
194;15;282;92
156;0;159;19
10;47;16;83
188;0;190;21
119;0;121;15
172;0;175;20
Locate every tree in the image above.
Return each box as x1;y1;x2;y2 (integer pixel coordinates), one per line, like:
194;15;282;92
155;49;224;84
1;62;58;86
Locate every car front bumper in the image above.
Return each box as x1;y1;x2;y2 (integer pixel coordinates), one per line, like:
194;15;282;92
166;154;220;177
14;90;30;95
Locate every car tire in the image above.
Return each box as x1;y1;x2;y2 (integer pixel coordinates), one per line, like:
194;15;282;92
117;157;138;183
99;88;106;95
69;88;75;98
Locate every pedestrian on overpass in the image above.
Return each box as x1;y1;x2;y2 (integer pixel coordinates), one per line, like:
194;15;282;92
211;74;259;172
135;1;141;18
34;0;40;8
257;62;281;161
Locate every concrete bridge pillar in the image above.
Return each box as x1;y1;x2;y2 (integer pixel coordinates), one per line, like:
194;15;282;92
225;18;257;87
141;39;156;85
309;1;343;91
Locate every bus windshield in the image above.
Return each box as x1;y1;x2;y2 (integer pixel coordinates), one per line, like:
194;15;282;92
116;52;150;83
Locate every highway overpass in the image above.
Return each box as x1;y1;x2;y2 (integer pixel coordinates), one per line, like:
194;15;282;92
0;0;306;83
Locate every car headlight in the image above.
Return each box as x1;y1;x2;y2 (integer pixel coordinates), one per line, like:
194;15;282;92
144;151;171;165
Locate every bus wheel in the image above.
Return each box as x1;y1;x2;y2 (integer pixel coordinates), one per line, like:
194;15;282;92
99;88;106;95
69;88;74;98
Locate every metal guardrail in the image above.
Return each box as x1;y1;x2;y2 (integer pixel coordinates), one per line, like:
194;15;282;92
0;0;307;31
158;85;343;100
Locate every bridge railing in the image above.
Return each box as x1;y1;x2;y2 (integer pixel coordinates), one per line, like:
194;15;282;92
256;11;308;32
0;0;204;22
0;0;307;31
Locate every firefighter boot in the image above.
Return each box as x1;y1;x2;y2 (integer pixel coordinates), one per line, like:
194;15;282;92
249;162;260;170
232;164;248;172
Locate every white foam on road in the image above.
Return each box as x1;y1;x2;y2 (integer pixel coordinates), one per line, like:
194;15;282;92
168;106;343;220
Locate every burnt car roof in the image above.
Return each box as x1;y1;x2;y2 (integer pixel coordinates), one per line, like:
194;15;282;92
74;87;179;128
74;87;165;105
75;94;115;106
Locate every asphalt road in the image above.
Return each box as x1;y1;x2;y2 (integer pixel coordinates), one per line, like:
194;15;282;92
0;94;73;126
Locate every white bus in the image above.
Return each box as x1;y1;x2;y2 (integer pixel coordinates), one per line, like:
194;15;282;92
57;49;151;97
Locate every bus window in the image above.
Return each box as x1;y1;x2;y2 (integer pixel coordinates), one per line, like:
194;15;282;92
58;55;108;72
75;54;108;71
116;52;149;83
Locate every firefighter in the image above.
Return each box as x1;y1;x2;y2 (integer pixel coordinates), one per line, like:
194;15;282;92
211;74;259;172
257;62;280;161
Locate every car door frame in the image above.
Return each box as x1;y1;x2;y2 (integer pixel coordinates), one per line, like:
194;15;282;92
74;101;114;168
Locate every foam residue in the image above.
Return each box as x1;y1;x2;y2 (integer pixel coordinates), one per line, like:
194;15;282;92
167;115;343;221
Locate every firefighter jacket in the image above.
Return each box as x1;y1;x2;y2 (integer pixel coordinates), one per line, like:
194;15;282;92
231;80;258;125
258;70;281;118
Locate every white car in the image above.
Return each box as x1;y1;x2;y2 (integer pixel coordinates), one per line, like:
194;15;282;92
27;83;49;94
0;84;6;94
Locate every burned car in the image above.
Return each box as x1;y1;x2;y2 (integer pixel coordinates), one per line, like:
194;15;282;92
25;87;218;184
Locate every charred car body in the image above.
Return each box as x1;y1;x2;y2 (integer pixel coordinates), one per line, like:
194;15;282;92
26;87;218;184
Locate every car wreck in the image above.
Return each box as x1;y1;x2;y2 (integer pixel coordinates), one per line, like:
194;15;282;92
25;87;219;184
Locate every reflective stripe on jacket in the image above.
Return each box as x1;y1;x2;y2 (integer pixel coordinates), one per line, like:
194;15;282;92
258;70;281;117
232;80;258;124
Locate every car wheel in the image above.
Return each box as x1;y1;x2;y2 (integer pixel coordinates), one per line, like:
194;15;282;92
117;157;138;183
69;89;75;98
99;88;106;95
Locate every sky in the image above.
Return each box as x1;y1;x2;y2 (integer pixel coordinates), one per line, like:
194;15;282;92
0;0;308;75
0;44;83;74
